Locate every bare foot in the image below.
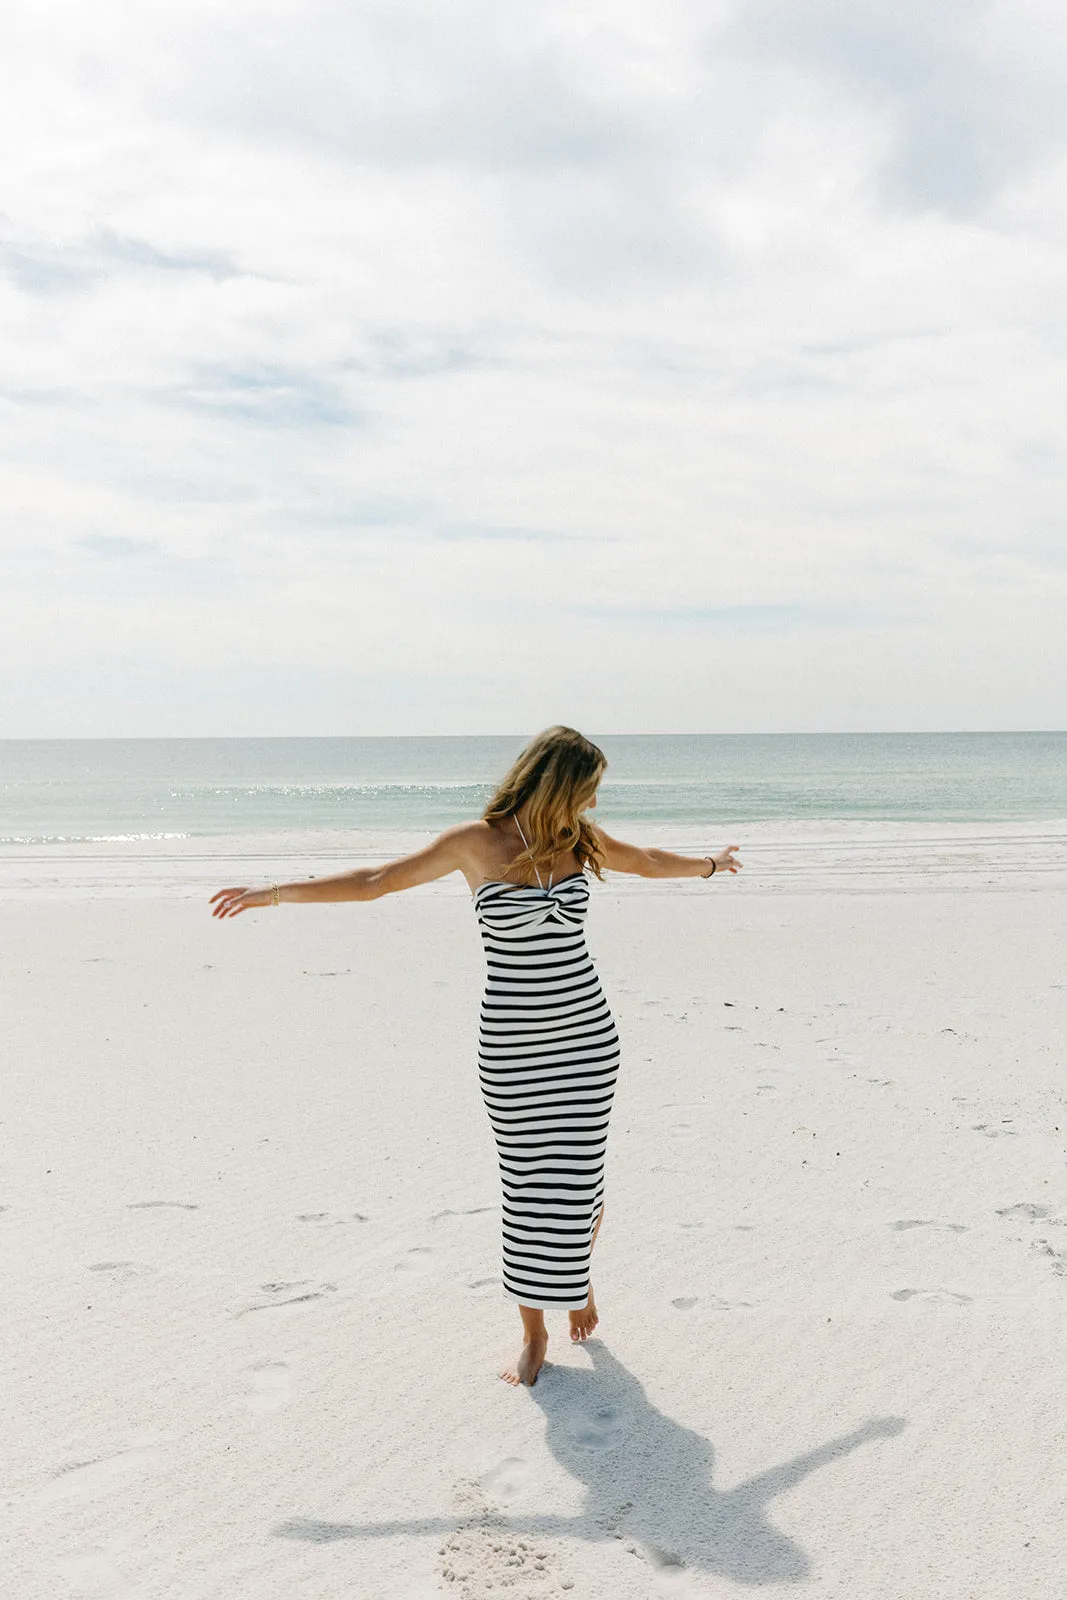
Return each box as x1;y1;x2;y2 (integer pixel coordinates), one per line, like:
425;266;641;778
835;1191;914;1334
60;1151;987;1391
500;1331;549;1387
569;1288;599;1342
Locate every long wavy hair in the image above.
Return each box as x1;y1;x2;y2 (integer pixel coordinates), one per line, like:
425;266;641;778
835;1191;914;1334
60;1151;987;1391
482;726;607;881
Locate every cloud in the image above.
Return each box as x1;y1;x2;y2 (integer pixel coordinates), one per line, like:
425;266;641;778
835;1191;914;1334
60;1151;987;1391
1;243;101;296
93;230;241;281
438;522;611;545
167;2;660;173
76;535;159;558
0;1;1064;734
572;604;880;630
1;230;242;297
176;366;360;429
723;0;1067;213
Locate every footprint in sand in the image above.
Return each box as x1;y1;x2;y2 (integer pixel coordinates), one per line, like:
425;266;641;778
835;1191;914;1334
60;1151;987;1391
126;1200;199;1211
1031;1239;1067;1276
431;1206;494;1223
640;1541;697;1595
244;1360;293;1413
609;1503;696;1592
664;1104;706;1141
38;1444;159;1506
295;1211;368;1226
55;1548;133;1597
672;1293;747;1312
889;1220;968;1233
479;1455;530;1503
996;1202;1052;1220
890;1288;973;1304
467;1276;500;1294
971;1124;1019;1138
438;1479;561;1596
231;1280;337;1317
570;1402;629;1453
394;1247;435;1274
87;1261;156;1278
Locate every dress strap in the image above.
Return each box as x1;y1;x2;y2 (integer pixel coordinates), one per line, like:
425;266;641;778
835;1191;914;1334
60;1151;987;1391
514;817;550;890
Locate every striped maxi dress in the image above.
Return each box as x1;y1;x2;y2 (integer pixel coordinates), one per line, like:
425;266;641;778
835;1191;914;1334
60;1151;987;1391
474;848;620;1310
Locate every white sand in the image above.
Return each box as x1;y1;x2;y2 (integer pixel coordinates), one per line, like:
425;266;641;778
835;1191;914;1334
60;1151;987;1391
3;882;1065;1598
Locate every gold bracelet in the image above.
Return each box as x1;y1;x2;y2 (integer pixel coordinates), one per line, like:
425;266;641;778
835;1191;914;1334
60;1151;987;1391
270;883;281;906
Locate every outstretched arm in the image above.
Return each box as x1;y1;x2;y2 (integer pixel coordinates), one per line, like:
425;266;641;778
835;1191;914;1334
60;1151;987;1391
598;830;742;880
210;824;477;917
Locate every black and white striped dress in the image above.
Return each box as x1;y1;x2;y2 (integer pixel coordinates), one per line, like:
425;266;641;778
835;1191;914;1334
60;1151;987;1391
474;845;620;1311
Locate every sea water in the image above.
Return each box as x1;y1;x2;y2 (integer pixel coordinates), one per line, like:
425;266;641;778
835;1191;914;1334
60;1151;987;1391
1;732;1065;896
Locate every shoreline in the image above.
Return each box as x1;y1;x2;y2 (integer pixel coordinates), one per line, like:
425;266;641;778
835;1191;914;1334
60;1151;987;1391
3;816;1067;898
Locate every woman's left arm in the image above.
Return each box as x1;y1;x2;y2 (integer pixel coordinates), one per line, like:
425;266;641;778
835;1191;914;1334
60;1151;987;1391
597;830;742;879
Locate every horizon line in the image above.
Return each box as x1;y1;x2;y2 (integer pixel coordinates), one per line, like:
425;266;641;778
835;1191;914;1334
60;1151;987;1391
1;728;1064;743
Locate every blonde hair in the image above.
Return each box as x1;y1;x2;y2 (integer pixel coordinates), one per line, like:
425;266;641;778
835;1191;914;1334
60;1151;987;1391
483;726;607;881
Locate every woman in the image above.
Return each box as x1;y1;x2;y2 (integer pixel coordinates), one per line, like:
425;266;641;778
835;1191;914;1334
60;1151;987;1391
210;727;742;1386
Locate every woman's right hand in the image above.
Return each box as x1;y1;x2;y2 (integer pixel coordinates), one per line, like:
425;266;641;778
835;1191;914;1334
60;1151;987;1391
210;886;274;918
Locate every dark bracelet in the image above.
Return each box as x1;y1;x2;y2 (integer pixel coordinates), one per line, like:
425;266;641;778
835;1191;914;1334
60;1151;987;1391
702;857;716;877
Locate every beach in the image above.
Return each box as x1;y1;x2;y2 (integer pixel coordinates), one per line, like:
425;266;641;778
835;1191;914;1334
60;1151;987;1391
6;0;1067;1576
4;875;1065;1598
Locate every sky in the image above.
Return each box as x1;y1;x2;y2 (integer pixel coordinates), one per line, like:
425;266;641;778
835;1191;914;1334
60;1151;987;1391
2;0;1065;736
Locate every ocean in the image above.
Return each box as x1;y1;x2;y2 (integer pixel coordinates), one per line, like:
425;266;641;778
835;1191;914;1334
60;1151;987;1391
2;732;1065;897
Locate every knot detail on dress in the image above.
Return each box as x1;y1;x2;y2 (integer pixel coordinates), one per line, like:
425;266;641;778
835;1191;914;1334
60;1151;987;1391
474;872;589;933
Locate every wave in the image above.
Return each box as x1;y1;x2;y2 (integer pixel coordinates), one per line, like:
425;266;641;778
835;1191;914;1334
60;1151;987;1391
1;832;191;845
164;782;493;797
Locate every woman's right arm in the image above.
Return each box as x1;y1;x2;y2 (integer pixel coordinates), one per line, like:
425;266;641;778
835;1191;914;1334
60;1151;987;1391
209;824;480;917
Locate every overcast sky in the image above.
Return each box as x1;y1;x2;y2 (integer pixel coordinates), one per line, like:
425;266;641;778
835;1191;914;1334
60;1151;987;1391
2;0;1065;736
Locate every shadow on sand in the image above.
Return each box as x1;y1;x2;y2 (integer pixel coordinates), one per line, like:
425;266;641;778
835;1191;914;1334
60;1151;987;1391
275;1340;905;1586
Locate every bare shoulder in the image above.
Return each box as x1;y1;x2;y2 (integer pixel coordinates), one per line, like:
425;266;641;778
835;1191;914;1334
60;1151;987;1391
437;819;493;848
366;819;492;895
430;819;504;890
430;819;494;867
